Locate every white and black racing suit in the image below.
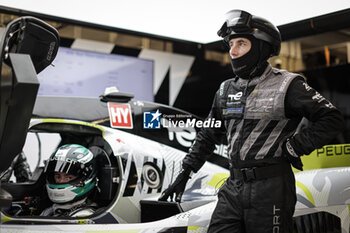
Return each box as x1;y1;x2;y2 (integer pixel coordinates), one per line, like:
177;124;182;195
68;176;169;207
182;64;344;233
40;197;97;217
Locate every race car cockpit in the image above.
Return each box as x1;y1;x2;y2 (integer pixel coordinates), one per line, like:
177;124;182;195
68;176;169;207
2;122;121;217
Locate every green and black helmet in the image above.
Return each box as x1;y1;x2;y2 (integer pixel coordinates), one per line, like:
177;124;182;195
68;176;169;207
44;144;97;203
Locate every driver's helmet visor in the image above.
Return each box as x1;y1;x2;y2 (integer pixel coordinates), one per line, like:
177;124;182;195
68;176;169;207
218;10;253;37
45;159;83;184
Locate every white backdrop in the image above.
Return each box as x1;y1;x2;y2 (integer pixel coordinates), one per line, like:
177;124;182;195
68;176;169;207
0;0;349;43
22;132;61;173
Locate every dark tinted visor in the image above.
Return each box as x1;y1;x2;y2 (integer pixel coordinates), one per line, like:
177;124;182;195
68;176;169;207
218;10;253;37
46;159;83;183
225;10;252;29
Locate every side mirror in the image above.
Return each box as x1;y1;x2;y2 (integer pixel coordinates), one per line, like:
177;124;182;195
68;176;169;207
0;16;59;74
0;16;59;174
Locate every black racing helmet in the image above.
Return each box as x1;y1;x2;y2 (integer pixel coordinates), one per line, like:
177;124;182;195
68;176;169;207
217;9;281;57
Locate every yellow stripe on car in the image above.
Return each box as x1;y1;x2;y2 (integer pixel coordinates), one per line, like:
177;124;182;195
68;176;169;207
296;181;315;206
1;215;12;223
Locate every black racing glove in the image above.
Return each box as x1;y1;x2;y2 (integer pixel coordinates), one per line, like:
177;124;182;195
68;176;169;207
158;167;192;202
282;138;303;171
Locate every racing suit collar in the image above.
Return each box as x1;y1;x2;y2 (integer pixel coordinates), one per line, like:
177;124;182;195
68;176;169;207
52;197;87;210
235;63;272;87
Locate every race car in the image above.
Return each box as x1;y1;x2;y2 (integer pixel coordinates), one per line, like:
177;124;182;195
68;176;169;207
0;16;228;232
0;16;350;233
1;94;229;225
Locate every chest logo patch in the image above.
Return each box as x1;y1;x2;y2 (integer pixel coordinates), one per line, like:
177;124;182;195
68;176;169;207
228;92;243;102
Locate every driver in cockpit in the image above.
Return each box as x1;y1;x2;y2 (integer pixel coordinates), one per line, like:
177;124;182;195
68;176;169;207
40;144;98;217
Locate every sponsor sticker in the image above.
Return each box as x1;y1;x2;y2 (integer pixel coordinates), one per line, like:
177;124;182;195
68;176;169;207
223;108;243;115
108;103;133;129
228;92;242;101
143;110;162;129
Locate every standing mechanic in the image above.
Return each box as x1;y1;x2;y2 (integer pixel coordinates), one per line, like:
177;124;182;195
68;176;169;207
159;9;344;233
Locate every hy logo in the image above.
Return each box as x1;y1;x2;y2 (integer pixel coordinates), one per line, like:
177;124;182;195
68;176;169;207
143;110;162;129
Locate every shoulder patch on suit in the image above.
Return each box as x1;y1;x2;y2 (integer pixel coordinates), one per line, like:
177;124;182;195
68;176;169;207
219;82;225;96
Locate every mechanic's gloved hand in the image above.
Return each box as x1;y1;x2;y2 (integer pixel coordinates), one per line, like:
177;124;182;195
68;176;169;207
282;138;303;171
158;167;192;202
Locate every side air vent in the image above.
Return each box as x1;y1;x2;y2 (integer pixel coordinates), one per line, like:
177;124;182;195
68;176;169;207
294;211;341;233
